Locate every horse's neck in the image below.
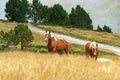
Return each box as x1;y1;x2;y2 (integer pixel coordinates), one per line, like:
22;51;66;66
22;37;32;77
48;37;56;45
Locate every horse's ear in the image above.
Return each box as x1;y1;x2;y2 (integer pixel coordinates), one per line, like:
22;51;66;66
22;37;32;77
49;31;51;34
96;43;98;46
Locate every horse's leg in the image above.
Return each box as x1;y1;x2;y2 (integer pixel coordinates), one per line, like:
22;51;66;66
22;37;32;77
52;47;57;53
58;51;62;56
95;53;98;60
64;47;70;57
91;54;94;58
85;50;89;59
86;53;89;59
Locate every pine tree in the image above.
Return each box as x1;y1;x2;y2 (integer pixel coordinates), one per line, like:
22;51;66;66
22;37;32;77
97;25;102;32
103;25;112;33
14;24;34;50
69;5;93;29
5;0;29;22
0;30;19;48
29;0;43;23
48;4;70;26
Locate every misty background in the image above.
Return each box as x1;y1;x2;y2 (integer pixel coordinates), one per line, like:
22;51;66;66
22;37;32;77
0;0;120;33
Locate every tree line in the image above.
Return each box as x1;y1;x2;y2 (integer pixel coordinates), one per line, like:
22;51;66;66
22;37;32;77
4;0;112;32
97;25;112;33
5;0;93;29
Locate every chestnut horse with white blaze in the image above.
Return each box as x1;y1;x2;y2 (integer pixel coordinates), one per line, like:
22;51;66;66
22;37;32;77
45;31;69;56
85;42;98;60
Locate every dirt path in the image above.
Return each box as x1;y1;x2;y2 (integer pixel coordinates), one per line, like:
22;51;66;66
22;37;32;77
29;25;120;56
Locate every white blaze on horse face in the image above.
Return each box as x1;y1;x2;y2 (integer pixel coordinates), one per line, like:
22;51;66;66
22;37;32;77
89;42;97;55
45;35;48;42
93;47;97;55
45;31;49;42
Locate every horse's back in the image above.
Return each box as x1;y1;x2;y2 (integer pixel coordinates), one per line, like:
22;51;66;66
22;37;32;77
56;39;68;51
85;43;90;49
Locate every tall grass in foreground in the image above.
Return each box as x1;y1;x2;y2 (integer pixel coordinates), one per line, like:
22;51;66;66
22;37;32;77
0;51;120;80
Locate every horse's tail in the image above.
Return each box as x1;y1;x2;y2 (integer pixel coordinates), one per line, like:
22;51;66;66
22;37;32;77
62;39;70;56
62;39;68;47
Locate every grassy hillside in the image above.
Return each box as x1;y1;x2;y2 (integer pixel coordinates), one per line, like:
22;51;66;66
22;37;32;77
31;31;115;56
36;25;120;47
0;51;120;80
0;21;116;55
0;21;119;80
0;21;15;31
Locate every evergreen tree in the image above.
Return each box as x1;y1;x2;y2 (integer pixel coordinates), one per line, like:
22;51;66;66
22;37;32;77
48;4;70;26
69;5;93;29
0;31;4;43
103;25;112;33
14;24;34;50
0;30;18;48
69;8;76;27
5;0;29;22
97;25;102;32
29;0;43;23
41;5;50;23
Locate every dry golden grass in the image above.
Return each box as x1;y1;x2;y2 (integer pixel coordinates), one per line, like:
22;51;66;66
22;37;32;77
37;25;120;47
0;21;15;31
0;51;120;80
32;32;46;46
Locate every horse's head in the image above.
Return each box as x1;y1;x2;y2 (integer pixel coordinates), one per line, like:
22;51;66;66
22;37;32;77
45;31;51;42
89;42;98;56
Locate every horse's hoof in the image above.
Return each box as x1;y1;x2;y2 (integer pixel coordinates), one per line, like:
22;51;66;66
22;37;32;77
67;54;70;57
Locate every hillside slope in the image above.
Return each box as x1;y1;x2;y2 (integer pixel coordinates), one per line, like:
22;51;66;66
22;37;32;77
29;24;120;55
0;21;119;56
36;24;120;47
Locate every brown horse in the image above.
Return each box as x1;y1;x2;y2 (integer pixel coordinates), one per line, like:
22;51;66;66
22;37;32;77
45;31;69;56
85;42;98;60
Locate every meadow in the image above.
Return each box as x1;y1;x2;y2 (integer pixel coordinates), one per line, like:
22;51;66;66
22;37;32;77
0;21;120;80
0;51;120;80
0;21;115;55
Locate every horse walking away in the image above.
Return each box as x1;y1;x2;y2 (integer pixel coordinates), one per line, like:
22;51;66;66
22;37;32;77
44;31;69;56
85;42;98;60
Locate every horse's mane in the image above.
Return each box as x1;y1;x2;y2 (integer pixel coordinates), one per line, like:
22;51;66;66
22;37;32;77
48;32;57;41
89;42;97;49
